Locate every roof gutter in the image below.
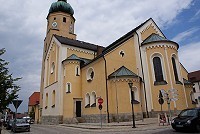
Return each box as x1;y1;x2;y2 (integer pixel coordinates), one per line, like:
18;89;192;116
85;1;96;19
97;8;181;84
103;55;110;123
136;32;149;118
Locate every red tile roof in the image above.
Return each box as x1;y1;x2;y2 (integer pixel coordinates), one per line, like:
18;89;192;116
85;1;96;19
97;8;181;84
188;70;200;83
28;92;40;106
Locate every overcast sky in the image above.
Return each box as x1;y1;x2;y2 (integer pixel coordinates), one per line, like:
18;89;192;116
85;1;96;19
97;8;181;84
0;0;199;113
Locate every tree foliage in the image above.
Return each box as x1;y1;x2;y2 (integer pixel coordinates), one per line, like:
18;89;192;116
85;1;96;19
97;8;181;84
0;48;21;113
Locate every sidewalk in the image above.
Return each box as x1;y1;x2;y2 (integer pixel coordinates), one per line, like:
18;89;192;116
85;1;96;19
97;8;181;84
60;118;171;131
1;127;10;134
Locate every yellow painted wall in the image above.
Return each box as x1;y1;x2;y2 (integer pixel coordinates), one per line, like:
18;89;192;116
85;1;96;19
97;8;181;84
45;43;59;87
45;12;76;51
185;85;196;109
141;24;158;41
105;37;138;77
63;61;82;118
67;48;95;60
108;79;142;115
145;45;188;111
81;58;107;116
180;64;188;79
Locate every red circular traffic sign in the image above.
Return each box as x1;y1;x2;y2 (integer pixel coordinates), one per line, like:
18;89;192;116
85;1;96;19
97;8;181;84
98;98;103;104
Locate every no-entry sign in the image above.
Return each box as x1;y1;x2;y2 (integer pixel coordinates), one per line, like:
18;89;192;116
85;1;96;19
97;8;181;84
98;98;103;105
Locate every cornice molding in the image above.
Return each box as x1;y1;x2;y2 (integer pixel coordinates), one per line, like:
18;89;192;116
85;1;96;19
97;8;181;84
67;47;94;55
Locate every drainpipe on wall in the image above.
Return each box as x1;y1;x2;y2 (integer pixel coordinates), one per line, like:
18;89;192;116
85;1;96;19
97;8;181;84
135;32;149;118
103;56;110;123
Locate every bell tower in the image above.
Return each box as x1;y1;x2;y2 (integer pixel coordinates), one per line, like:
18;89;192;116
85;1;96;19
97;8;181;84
44;0;76;52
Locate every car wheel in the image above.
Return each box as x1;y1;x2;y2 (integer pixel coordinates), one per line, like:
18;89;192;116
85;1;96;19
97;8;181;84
196;124;200;132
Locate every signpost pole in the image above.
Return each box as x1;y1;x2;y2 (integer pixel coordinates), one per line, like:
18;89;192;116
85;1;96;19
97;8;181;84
98;97;103;129
100;108;102;129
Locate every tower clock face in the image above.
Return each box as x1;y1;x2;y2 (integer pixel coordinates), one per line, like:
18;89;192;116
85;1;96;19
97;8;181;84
52;22;58;28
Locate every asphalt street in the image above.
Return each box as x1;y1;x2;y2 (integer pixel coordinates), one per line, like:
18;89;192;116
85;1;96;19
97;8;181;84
3;124;199;134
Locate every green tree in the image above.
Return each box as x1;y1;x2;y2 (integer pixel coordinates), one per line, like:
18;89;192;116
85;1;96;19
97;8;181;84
0;48;21;113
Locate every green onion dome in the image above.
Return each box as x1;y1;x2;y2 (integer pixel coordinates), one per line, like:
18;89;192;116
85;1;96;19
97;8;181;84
49;0;74;15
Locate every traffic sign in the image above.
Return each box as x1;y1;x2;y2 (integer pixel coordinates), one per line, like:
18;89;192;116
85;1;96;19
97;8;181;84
99;104;103;110
12;100;23;109
158;98;164;105
98;98;103;105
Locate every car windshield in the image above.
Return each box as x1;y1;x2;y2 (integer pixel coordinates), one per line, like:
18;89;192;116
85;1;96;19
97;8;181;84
16;119;27;124
179;109;197;117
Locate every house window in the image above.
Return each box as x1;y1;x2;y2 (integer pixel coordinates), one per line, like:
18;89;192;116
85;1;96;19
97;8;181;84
87;68;95;82
85;93;90;108
90;92;96;107
45;93;48;109
52;90;55;108
63;17;66;23
51;62;55;74
66;83;71;93
76;66;80;76
153;57;164;82
172;57;179;82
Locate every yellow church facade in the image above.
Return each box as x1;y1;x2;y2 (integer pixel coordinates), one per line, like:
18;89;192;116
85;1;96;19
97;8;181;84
40;0;195;124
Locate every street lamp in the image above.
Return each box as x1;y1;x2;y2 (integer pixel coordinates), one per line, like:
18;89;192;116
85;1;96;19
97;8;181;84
128;81;136;128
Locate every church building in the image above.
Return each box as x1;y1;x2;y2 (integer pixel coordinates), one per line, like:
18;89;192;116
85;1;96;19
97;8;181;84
40;0;195;124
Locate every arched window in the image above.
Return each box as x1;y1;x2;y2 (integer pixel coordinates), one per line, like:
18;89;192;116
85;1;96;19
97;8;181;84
75;66;80;76
85;93;90;108
153;57;164;82
172;57;179;82
51;62;55;74
90;92;96;107
52;90;55;108
63;17;66;23
45;93;48;109
66;83;71;93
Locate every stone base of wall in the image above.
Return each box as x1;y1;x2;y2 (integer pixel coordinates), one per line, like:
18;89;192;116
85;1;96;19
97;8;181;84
148;110;182;118
82;112;143;123
110;112;143;122
82;114;108;123
41;115;63;125
63;117;79;124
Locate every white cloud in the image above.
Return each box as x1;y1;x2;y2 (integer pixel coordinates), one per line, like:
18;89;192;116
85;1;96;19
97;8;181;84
172;28;200;43
0;0;195;112
179;42;200;72
189;9;200;22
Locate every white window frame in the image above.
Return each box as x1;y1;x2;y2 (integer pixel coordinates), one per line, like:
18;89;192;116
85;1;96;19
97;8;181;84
171;54;181;82
85;93;90;107
90;92;96;107
86;67;95;81
150;53;166;83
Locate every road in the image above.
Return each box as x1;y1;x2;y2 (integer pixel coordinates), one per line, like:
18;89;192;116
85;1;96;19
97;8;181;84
3;124;199;134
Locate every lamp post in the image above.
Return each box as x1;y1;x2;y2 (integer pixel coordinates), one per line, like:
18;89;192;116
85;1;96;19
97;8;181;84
128;81;136;128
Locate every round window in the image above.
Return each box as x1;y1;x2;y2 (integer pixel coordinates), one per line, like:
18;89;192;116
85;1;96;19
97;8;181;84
87;68;94;81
